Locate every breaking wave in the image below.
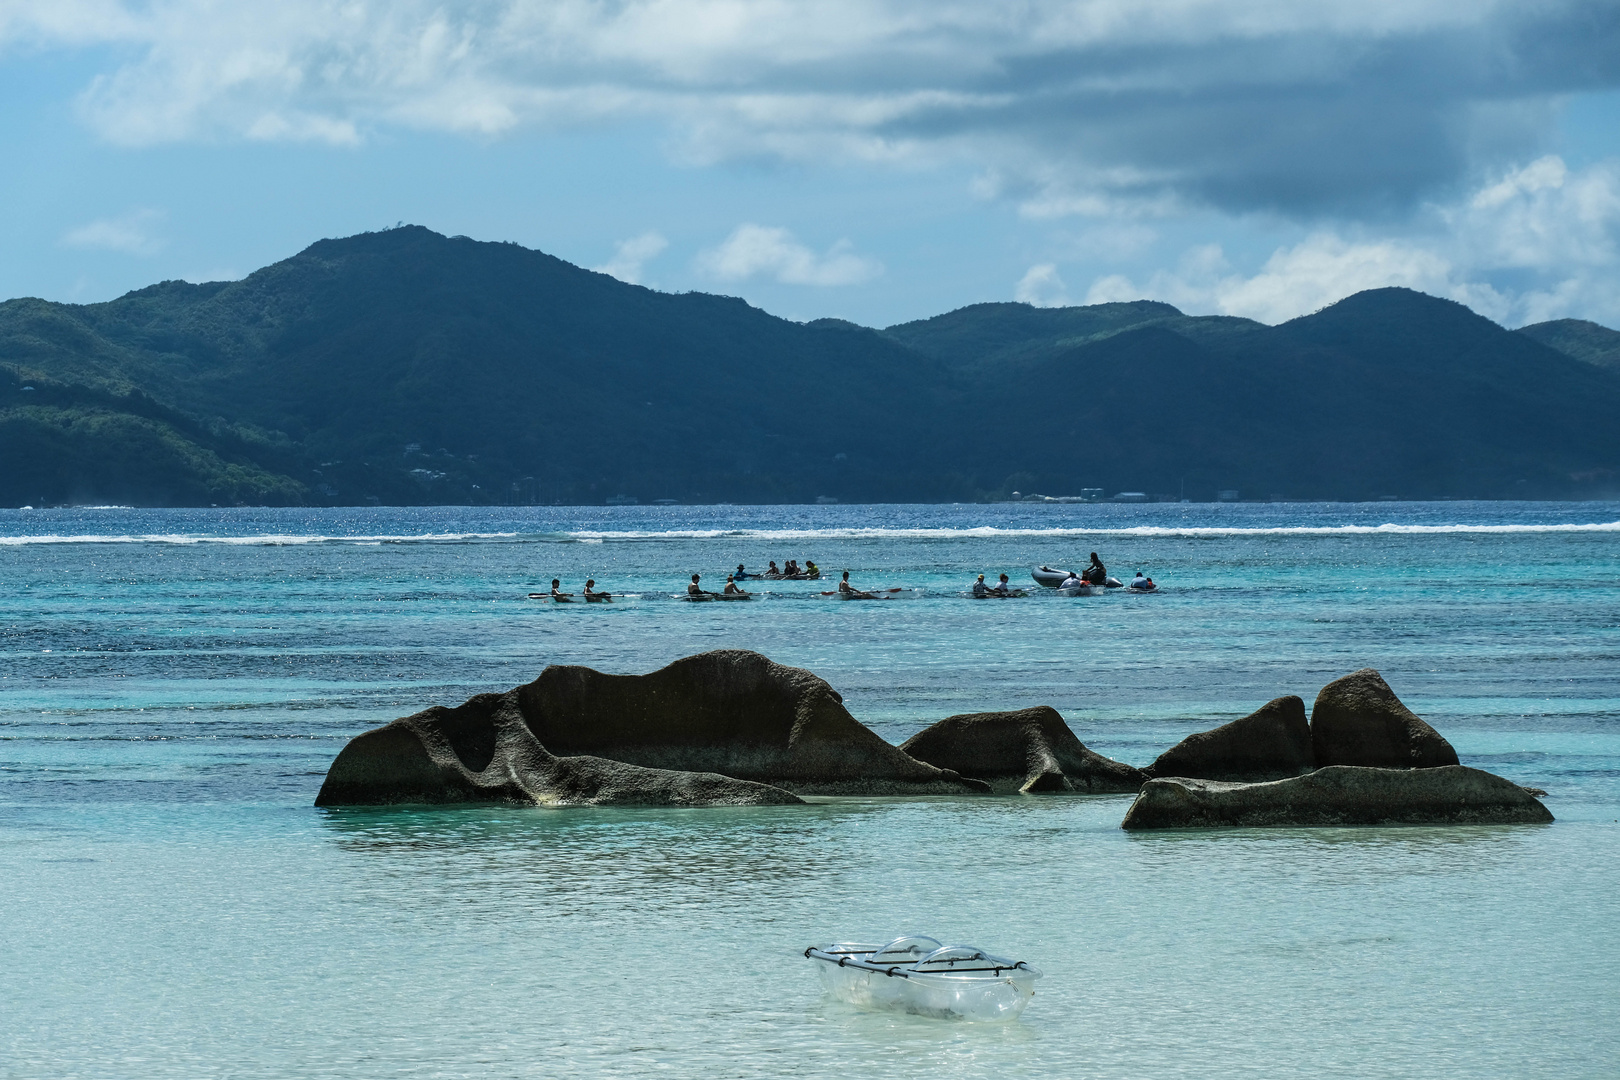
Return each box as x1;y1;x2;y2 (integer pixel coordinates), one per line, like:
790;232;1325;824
0;532;525;546
558;522;1620;541
2;522;1617;545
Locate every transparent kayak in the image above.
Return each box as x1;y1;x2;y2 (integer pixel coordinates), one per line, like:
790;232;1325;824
804;935;1042;1021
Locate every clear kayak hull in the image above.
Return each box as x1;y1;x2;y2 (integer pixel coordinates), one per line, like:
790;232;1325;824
806;938;1041;1022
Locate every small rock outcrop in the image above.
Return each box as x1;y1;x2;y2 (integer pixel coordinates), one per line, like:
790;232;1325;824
1311;669;1459;769
1144;696;1314;782
1120;765;1551;829
315;691;802;807
517;650;987;795
898;706;1144;794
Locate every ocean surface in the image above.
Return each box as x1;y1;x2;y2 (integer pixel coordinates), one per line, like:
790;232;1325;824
3;501;1618;1079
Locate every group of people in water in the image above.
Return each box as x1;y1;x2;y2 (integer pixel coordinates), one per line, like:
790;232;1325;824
542;550;1154;602
546;578;612;603
689;567;878;599
689;572;751;598
1051;552;1156;591
733;560;820;580
972;573;1019;597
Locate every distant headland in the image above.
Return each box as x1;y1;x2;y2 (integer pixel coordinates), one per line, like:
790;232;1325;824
3;225;1618;508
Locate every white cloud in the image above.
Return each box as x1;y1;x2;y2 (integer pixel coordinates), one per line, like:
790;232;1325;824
1079;156;1620;326
1085;235;1492;324
593;232;667;284
6;1;1619;218
1015;264;1070;307
12;2;1620;326
1219;236;1462;323
60;208;166;255
697;225;881;287
0;0;139;48
1452;155;1620;270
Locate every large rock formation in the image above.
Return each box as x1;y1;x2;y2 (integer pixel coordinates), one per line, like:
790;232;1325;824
1120;765;1551;829
316;650;987;806
516;650;987;795
898;706;1144;794
1144;696;1314;782
1311;669;1460;768
315;691;802;807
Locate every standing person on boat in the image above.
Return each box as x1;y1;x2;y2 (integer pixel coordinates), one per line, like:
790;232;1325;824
724;573;748;596
550;578;573;601
972;574;990;598
583;579;611;601
1081;552;1107;584
992;573;1013;596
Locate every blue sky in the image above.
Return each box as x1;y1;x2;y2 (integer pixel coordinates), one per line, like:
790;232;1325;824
3;1;1619;329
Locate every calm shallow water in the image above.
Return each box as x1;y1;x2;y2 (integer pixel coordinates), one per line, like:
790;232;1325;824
3;502;1619;1078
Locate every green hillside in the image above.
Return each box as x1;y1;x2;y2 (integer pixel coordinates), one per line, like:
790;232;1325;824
2;226;1618;506
1;228;962;505
882;301;1272;375
0;368;305;507
1518;318;1620;373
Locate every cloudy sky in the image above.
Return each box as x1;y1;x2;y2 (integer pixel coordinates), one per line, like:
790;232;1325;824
3;0;1619;327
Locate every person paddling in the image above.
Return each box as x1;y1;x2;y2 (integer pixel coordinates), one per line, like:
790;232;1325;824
992;573;1012;596
972;573;990;598
583;578;611;602
688;573;708;597
550;578;573;602
765;561;782;578
803;560;821;579
724;573;748;596
838;570;876;600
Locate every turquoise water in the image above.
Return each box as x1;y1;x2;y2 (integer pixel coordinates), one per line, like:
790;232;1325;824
4;502;1619;1078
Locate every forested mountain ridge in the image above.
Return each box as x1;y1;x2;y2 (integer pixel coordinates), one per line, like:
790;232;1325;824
1518;318;1620;373
2;225;1617;507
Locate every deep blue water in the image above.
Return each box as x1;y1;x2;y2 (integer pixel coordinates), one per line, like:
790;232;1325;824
3;502;1618;1078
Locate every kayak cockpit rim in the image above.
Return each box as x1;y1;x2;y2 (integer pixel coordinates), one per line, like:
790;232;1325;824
804;938;1040;980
